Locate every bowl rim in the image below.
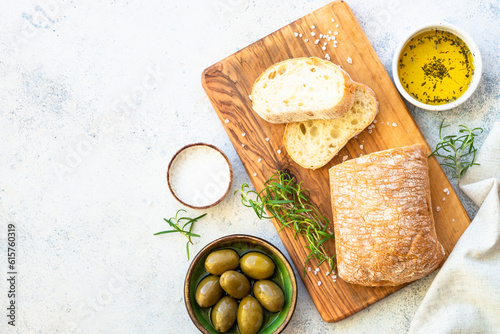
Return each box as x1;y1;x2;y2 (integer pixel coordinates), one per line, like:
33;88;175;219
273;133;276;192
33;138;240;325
166;142;233;210
392;22;482;111
184;234;298;334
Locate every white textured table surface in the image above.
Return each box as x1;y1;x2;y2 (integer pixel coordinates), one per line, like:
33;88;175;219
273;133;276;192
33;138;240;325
1;0;499;333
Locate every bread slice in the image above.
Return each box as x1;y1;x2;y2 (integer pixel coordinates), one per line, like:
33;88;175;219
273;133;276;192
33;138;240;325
251;57;356;124
284;83;378;169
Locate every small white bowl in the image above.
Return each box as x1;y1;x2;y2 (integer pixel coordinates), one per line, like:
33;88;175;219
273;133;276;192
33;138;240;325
392;22;482;111
167;143;233;209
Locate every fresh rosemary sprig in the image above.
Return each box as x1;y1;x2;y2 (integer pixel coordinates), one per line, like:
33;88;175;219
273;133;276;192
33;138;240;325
429;120;483;181
154;209;207;260
235;170;335;276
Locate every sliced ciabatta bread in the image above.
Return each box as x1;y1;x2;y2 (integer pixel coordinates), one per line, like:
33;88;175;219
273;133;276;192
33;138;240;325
251;57;356;124
284;83;378;169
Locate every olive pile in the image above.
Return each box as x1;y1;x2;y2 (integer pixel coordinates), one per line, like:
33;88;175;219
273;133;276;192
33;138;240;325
195;249;285;334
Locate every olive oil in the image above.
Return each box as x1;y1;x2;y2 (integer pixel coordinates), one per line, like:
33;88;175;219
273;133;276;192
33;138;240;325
398;29;474;105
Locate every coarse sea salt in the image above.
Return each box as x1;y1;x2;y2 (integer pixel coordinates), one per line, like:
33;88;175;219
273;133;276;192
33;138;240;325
169;146;230;207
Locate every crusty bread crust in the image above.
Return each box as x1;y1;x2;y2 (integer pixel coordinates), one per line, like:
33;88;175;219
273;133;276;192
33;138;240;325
329;144;445;286
283;83;378;169
251;57;356;124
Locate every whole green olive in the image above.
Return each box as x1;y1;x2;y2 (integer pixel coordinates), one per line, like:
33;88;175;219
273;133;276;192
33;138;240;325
219;270;251;299
195;275;223;308
237;295;263;334
205;249;240;275
211;296;237;333
240;252;275;280
253;280;285;312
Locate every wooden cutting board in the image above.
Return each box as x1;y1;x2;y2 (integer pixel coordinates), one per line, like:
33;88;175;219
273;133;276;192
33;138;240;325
202;0;471;323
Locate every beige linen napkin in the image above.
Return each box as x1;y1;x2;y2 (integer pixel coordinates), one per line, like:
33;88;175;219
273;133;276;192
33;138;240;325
409;122;500;334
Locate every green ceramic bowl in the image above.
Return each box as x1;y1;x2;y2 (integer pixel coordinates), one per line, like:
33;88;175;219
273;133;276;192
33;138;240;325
184;234;297;334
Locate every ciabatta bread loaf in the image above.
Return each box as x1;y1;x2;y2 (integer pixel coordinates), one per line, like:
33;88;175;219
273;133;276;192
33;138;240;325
251;57;356;124
329;144;445;286
284;83;378;169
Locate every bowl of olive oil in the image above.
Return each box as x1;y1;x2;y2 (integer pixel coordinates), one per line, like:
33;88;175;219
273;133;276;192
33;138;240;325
392;22;482;111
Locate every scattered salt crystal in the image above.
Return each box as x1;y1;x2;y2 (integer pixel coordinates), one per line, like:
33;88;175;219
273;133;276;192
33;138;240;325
343;155;348;161
360;145;364;149
324;42;327;45
347;57;353;64
387;122;390;125
224;119;229;124
315;268;320;272
436;206;441;212
452;219;455;222
299;33;302;37
373;119;377;123
242;133;246;137
331;18;335;22
354;136;358;139
333;279;336;282
253;173;257;176
304;39;309;42
265;138;269;141
248;95;252;100
368;130;372;134
328;30;332;34
325;271;330;276
336;24;339;28
311;32;316;36
308;267;311;272
444;188;449;193
360;154;364;156
443;197;446;201
311;25;315;29
242;144;245;147
277;150;281;154
333;31;338;35
258;158;262;162
322;46;326;51
392;123;398;127
315;39;320;44
320;34;323;38
294;32;299;37
318;281;322;286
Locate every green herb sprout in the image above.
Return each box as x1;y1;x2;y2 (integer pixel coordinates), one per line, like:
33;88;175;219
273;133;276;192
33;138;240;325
235;170;335;276
429;120;483;181
154;210;206;260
